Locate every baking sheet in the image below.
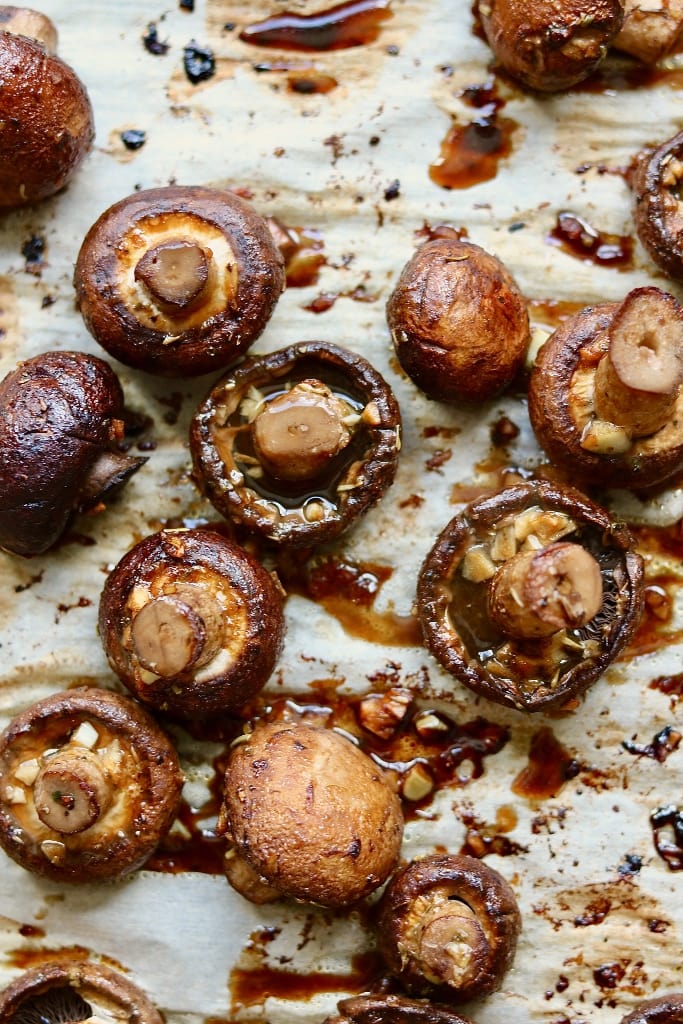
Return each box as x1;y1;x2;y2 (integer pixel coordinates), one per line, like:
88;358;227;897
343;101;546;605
1;0;683;1021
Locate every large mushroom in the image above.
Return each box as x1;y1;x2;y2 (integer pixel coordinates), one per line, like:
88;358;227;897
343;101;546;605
376;854;521;1004
99;528;285;719
0;688;183;882
190;341;401;547
0;350;145;557
219;720;404;907
74;185;285;377
631;131;683;284
417;480;644;713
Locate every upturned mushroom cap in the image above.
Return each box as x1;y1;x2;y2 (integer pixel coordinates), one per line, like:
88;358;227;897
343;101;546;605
632;130;683;283
387;238;529;404
220;720;404;907
0;23;93;208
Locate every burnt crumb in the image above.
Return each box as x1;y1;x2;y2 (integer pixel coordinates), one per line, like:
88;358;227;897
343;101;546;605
556;976;570;993
122;407;154;438
369;135;380;146
617;852;643;876
324;134;344;164
508;221;526;232
183;40;216;83
120;129;147;151
491;415;520;447
385;44;399;55
573;895;611;927
156;391;184;425
14;571;44;593
399;493;425;509
55;596;92;622
22;235;45;275
179;0;194;9
648;918;669;932
136;439;157;452
593;961;626;990
425;448;452;472
41;294;56;309
384;179;400;201
143;23;170;55
622;725;682;762
224;22;236;31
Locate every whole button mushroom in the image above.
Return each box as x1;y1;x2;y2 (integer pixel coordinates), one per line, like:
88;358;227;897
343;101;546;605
0;959;164;1024
0;687;183;882
386;238;529;405
376;854;521;1004
190;341;402;547
219;720;404;907
631;131;683;283
99;528;286;719
73;185;285;377
529;287;683;491
324;994;478;1024
0;7;94;208
619;994;683;1024
478;0;624;91
417;480;643;713
0;350;145;557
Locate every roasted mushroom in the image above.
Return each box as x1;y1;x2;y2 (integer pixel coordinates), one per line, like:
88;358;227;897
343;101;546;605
417;480;643;713
99;527;285;719
0;959;163;1024
324;994;477;1024
632;130;683;283
74;185;285;377
376;854;521;1004
620;994;683;1024
0;7;94;209
386;238;530;404
0;350;145;557
614;0;683;63
190;341;402;547
478;0;624;91
0;687;183;882
219;720;404;907
529;287;683;491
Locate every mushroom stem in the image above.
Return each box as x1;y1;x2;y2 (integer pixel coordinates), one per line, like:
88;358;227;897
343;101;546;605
131;583;224;677
134;239;210;313
0;7;58;52
78;449;148;505
414;898;484;987
487;541;603;639
594;287;683;437
33;748;112;834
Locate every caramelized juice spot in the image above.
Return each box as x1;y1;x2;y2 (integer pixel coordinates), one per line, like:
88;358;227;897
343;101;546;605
512;727;580;800
239;1;392;52
546;212;634;269
429;115;517;190
230;951;384;1008
527;297;587;329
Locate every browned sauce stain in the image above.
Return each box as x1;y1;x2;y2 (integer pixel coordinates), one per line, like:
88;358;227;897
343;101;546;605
511;726;580;800
288;71;338;93
458;805;527;858
593;961;627;989
576;60;683;93
9;945;92;969
429;114;517;190
230;951;384;1008
275;225;327;288
574;895;612;927
625;576;682;658
650;805;683;870
18;924;46;938
650;672;683;704
527;297;587;328
546;212;635;269
303;283;379;313
238;0;392;52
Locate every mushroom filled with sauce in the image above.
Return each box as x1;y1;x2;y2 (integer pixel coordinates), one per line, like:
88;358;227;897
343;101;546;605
0;687;183;882
0;6;94;209
219;720;404;907
529;287;683;491
417;480;643;713
0;350;145;557
189;341;402;547
0;959;164;1024
324;994;478;1024
631;131;683;283
99;527;285;719
376;854;521;1004
73;185;285;377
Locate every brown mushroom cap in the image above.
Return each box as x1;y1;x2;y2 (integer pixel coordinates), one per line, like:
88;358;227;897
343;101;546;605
376;854;521;1004
619;994;683;1024
0;959;163;1024
74;185;285;377
478;0;623;91
99;528;286;719
614;0;683;64
386;238;529;404
0;350;145;557
0;687;183;882
528;290;683;491
220;720;404;907
417;480;644;713
632;130;683;283
325;994;478;1024
189;341;402;547
0;26;93;209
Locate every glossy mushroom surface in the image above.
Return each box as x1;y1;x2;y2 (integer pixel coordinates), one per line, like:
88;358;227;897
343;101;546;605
620;994;683;1024
74;185;285;377
529;288;683;490
0;9;94;208
386;238;530;404
614;0;683;63
0;959;163;1024
632;131;683;282
0;350;145;557
478;0;623;91
325;994;477;1024
0;687;183;882
376;854;521;1004
190;341;402;547
417;480;643;713
99;527;285;719
219;720;404;907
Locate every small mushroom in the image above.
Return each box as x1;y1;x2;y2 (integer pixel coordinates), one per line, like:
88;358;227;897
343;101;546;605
189;341;402;547
219;720;404;907
417;480;643;713
324;994;478;1024
0;687;183;882
614;0;683;63
386;238;530;404
619;994;683;1024
376;854;521;1004
0;959;163;1024
73;185;285;377
0;350;145;557
478;0;623;91
528;287;683;491
0;8;94;208
99;528;286;719
632;130;683;283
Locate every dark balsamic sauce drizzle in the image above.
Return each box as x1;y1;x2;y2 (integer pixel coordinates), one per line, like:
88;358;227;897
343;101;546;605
239;1;393;52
